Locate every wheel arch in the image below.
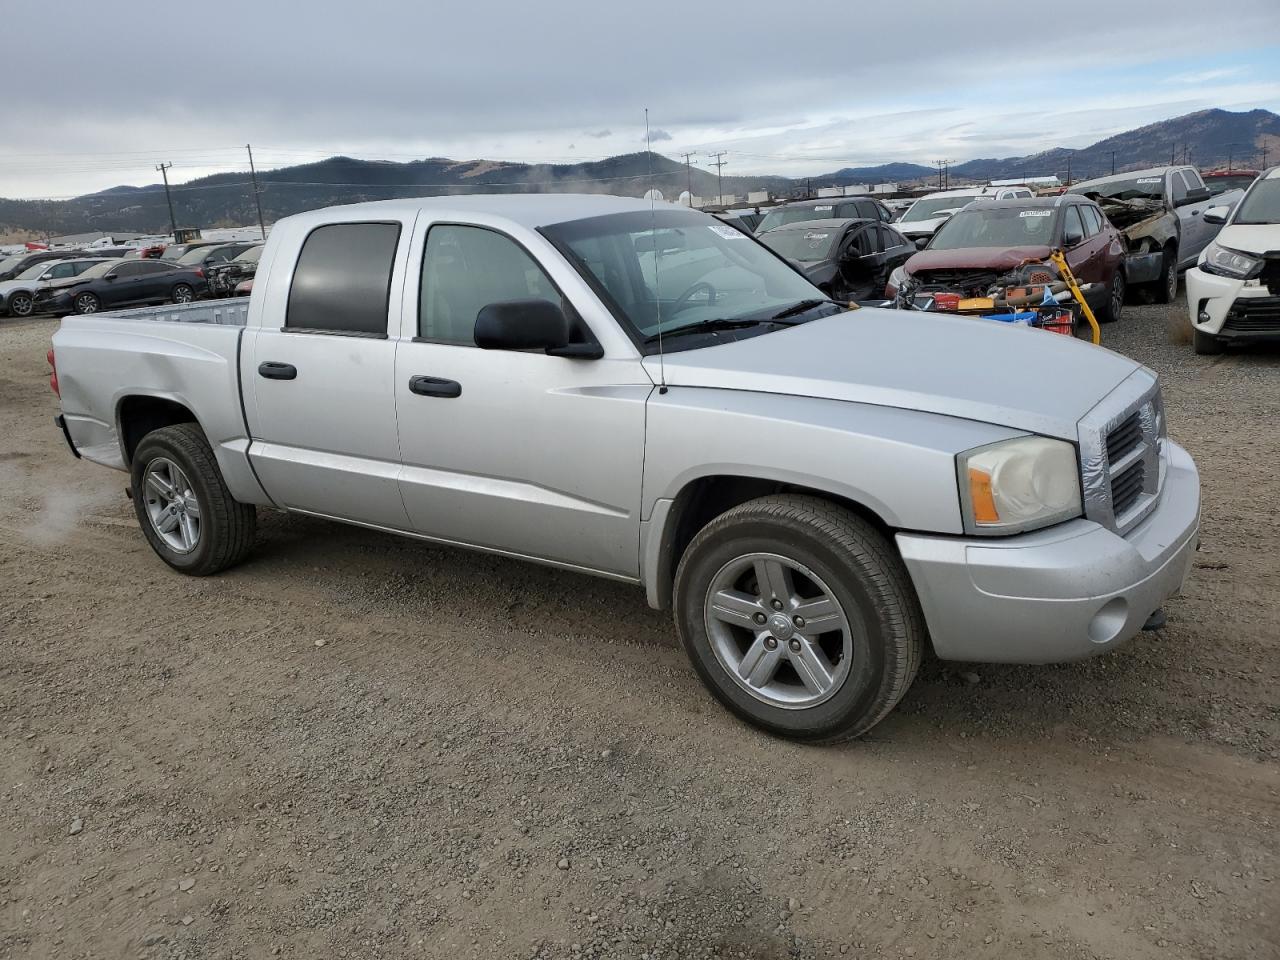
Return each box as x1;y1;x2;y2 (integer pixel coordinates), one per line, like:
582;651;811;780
644;473;895;611
115;393;201;468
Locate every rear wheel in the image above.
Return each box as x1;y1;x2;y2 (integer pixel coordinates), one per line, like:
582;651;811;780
8;292;34;317
73;292;100;315
171;283;195;304
1193;327;1224;355
674;495;924;743
130;423;256;575
1098;270;1125;323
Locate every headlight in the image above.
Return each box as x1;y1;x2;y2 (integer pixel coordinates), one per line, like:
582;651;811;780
888;266;906;290
1200;241;1261;279
958;436;1081;535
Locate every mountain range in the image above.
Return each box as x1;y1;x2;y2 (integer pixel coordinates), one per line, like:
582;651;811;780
3;108;1277;238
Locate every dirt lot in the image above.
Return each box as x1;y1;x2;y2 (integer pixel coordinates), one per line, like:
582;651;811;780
1;298;1277;960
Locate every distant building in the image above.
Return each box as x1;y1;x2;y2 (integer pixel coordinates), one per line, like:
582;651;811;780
747;191;770;204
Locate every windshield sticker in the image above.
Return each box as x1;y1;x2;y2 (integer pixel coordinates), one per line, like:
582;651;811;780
1135;177;1162;184
707;224;745;239
814;205;833;211
1018;210;1052;217
803;232;830;240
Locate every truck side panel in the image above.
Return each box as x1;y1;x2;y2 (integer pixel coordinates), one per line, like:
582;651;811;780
52;317;272;506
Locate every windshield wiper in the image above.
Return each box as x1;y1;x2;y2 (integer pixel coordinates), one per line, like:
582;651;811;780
642;316;793;344
769;298;831;320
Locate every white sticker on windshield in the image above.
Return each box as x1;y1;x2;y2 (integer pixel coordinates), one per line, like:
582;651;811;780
803;232;830;240
1018;210;1052;217
814;205;834;211
708;224;745;239
1136;177;1162;184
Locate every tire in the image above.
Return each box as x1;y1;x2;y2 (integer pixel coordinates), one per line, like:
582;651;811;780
130;423;256;576
73;292;100;315
8;292;34;317
1150;246;1178;304
171;283;195;304
673;495;924;743
1193;327;1224;355
1098;270;1125;324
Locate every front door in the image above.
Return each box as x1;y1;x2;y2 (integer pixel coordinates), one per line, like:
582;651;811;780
394;222;650;578
242;218;413;529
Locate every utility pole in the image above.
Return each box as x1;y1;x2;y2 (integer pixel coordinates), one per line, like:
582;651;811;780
707;151;727;205
678;152;697;205
1066;155;1072;188
246;144;267;239
1262;140;1269;170
1110;150;1115;175
934;160;945;191
156;162;178;240
1171;145;1176;164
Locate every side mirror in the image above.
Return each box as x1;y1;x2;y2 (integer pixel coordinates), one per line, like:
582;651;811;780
914;237;929;250
1202;205;1229;225
475;298;572;353
1062;227;1085;247
104;273;117;281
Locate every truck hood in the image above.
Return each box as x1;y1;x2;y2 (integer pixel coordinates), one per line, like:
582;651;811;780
897;216;951;237
1213;223;1280;255
641;307;1142;440
905;246;1051;274
0;278;39;296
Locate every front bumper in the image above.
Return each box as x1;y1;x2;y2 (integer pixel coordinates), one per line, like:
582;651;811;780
1185;267;1280;340
896;440;1199;663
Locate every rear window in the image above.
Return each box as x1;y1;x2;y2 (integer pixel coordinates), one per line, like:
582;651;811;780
286;222;401;335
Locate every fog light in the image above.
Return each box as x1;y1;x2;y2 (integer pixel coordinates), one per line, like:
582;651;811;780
1197;311;1210;323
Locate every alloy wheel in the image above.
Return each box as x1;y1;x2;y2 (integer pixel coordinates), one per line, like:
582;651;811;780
9;293;33;317
703;552;853;709
75;294;98;314
142;457;201;554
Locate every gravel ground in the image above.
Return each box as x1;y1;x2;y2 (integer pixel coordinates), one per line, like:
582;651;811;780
1;295;1277;960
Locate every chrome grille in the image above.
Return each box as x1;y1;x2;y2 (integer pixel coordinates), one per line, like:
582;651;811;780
1079;372;1165;535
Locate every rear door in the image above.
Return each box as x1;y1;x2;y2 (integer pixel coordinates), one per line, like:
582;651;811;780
393;220;650;578
135;261;178;301
242;216;414;528
101;260;153;306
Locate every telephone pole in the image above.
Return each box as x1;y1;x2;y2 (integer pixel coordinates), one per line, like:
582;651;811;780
679;152;697;205
707;151;727;206
246;144;267;239
156;162;178;240
1066;155;1072;188
1110;150;1116;175
934;160;945;191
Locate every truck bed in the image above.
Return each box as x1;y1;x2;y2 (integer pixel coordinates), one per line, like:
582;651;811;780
93;298;250;326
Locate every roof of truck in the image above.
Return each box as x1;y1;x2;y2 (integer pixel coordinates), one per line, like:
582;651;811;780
289;193;667;230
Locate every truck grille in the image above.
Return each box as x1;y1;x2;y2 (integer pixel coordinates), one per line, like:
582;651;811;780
1222;296;1280;333
1079;373;1165;535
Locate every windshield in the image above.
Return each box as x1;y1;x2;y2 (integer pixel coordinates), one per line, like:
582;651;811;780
930;207;1057;249
758;227;841;262
17;262;52;280
0;255;27;274
233;245;263;264
77;261;117;279
899;195;981;222
757;204;845;233
1233;178;1280;225
1205;173;1258;196
1077;175;1165;200
177;245;224;264
543;209;830;352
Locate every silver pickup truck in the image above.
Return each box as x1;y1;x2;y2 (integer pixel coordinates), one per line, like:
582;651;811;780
49;195;1201;742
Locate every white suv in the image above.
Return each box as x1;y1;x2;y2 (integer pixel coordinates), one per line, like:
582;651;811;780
896;185;1035;244
1185;166;1280;355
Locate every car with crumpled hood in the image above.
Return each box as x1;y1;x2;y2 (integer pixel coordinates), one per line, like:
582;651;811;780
888;196;1128;323
48;194;1200;744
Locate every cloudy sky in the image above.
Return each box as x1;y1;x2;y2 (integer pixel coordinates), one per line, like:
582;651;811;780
3;0;1279;198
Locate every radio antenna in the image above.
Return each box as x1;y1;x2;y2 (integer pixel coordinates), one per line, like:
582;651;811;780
646;108;667;394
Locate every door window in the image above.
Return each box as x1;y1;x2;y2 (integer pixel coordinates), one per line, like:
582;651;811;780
1171;173;1189;204
847;227;874;257
419;225;559;344
1061;206;1087;246
1080;205;1104;236
113;261;149;277
286;222;401;335
879;225;903;249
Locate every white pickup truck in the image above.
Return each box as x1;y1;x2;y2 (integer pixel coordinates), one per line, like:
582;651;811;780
49;195;1201;742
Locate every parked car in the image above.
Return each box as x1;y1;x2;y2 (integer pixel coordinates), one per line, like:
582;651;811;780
889;195;1128;323
172;241;260;269
715;209;764;233
49;194;1200;743
756;196;894;235
0;258;111;318
1072;165;1244;303
156;240;226;263
758;217;916;301
207;244;265;297
894;186;1035;244
35;258;209;315
234;278;253;297
1185;166;1280;354
1202;169;1259;197
0;249;86;282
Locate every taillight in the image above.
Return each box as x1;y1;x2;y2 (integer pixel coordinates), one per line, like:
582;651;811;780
47;346;59;396
193;268;204;279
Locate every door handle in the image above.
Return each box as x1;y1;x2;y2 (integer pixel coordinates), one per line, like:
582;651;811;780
258;361;297;380
409;375;462;398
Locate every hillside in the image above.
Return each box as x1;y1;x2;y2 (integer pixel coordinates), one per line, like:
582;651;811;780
3;108;1276;236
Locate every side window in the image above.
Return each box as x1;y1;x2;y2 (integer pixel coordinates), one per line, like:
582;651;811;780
880;225;903;249
1081;205;1103;236
140;261;172;275
1171;172;1188;204
286;222;401;335
1062;206;1087;245
47;263;76;279
114;261;147;277
419;225;559;345
848;227;874;257
1184;169;1205;190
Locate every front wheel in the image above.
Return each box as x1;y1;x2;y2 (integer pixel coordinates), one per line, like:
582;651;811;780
1151;247;1178;304
73;292;100;315
1098;270;1125;323
8;292;34;317
171;283;195;304
130;423;257;575
673;495;924;742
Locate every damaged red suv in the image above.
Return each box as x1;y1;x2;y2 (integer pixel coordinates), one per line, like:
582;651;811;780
886;196;1128;323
